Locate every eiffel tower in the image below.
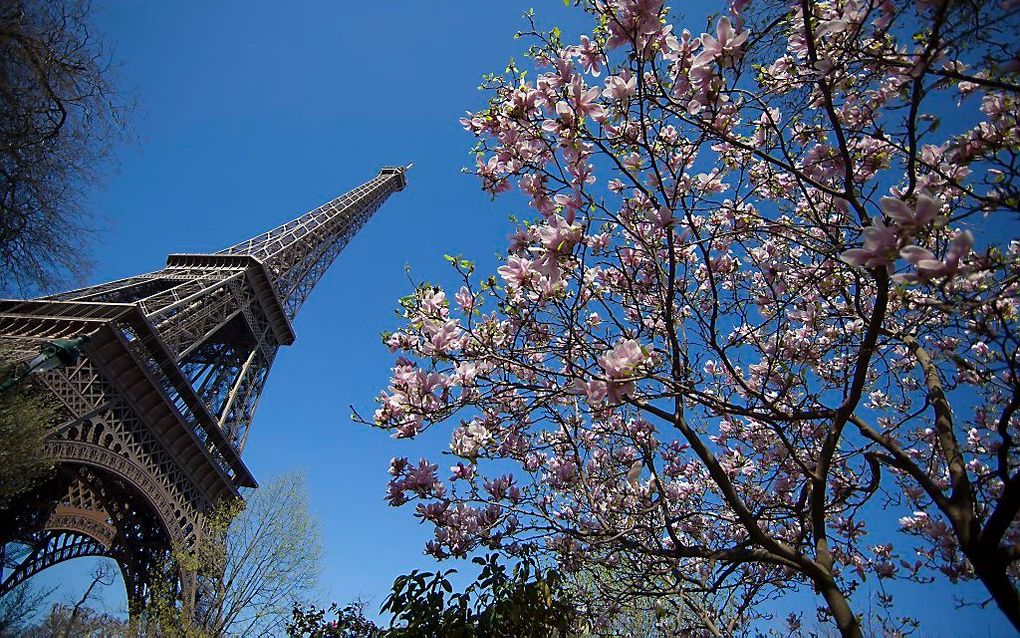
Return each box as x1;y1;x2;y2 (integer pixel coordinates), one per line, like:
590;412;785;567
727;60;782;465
0;165;408;609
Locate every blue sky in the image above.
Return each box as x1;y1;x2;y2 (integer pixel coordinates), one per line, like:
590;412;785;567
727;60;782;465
22;1;1014;635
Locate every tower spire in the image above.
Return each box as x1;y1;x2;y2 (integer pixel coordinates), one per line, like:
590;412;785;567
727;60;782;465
218;165;408;317
0;165;407;610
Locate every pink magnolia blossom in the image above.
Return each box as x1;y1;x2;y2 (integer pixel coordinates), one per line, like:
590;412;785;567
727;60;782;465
692;17;748;68
455;286;475;312
603;71;636;100
572;35;604;76
497;254;534;288
597;339;651;402
840;218;900;270
880;193;941;228
567;75;608;122
450;418;492;458
531;214;582;281
605;0;666;50
898;230;974;281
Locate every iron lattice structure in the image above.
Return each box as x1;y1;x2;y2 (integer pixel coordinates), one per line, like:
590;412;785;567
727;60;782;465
0;166;408;609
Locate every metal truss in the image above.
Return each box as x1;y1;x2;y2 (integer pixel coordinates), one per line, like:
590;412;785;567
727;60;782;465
37;165;407;449
1;165;408;614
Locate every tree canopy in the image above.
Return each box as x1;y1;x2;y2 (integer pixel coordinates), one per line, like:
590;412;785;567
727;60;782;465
0;0;132;294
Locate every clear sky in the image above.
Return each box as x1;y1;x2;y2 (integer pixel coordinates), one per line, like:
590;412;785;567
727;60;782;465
22;1;1015;635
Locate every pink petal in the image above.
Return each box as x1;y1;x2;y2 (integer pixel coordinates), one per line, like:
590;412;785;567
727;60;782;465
879;197;913;223
914;193;940;225
900;245;936;264
840;249;871;266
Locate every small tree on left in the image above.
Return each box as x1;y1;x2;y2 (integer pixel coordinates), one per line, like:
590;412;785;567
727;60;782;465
0;353;57;509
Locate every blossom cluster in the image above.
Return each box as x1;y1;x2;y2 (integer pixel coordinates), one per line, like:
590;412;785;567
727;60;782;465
368;0;1020;632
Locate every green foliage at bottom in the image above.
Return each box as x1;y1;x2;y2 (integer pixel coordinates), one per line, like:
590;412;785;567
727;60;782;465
288;554;577;638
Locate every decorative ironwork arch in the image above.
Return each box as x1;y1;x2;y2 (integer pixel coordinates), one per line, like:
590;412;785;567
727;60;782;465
0;464;180;609
1;532;110;595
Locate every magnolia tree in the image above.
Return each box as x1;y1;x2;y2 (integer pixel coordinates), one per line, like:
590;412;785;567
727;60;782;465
368;0;1020;635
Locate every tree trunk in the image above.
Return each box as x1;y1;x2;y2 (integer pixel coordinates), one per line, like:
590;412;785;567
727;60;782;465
817;580;862;638
972;557;1020;631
